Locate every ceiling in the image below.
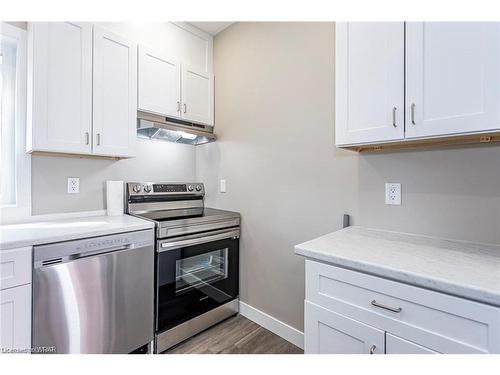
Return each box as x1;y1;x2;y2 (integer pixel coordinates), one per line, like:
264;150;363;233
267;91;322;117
188;22;234;36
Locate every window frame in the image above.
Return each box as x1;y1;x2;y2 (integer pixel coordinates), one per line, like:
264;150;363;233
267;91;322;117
1;22;31;224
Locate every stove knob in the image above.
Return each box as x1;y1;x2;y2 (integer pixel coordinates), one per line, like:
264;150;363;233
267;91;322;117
144;185;152;193
187;185;194;191
132;184;142;193
195;184;202;192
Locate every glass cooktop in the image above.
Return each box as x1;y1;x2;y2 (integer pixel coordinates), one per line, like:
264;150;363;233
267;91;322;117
136;207;239;223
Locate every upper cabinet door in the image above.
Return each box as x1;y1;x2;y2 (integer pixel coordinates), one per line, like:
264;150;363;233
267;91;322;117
29;22;92;154
181;65;214;126
406;22;500;138
138;46;181;118
335;22;405;146
92;27;137;158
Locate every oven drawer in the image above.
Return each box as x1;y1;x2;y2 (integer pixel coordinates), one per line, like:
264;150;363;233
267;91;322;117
305;260;500;353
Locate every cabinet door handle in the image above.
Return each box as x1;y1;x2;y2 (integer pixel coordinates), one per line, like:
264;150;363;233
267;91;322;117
392;107;397;127
411;103;416;125
371;300;402;313
97;133;101;146
177;101;181;112
183;103;187;114
85;132;90;145
369;345;376;354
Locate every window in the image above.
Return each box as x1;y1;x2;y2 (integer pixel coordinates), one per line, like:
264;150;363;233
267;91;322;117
0;23;30;223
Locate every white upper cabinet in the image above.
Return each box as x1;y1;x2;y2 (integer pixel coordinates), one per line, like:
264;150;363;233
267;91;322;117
28;22;138;158
28;22;93;154
93;27;137;157
335;22;405;145
138;45;181;118
405;22;500;138
181;65;214;126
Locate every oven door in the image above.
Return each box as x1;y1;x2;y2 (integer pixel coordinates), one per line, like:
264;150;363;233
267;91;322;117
156;228;239;333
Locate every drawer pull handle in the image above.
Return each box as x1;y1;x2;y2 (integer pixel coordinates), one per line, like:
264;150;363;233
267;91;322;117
371;300;402;313
369;345;376;354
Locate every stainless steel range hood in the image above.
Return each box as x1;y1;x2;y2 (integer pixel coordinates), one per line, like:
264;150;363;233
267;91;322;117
137;111;216;145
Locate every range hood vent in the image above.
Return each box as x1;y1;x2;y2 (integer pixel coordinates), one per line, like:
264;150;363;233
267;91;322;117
137;111;216;145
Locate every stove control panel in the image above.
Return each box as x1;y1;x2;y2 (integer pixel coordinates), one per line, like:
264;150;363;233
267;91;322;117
126;182;204;196
153;184;187;193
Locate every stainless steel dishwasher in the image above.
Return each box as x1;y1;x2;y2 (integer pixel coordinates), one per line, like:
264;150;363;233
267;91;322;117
33;229;154;354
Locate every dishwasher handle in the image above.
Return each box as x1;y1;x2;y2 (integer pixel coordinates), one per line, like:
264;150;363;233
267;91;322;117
72;243;135;259
34;244;139;269
33;229;154;268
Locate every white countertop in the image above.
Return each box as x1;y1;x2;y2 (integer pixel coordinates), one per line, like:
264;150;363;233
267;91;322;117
0;215;155;250
295;226;500;307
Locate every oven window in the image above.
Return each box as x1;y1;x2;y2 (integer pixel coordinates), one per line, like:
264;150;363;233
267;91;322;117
176;248;228;293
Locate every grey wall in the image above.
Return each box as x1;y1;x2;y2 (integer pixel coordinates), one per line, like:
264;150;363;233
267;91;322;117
357;145;500;244
196;22;500;332
196;22;359;331
32;139;196;214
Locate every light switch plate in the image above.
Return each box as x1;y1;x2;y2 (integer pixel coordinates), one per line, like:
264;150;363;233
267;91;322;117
67;177;80;194
385;183;401;205
220;179;227;193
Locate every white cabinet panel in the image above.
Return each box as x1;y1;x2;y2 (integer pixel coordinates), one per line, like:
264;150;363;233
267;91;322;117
386;333;438;354
28;22;92;154
0;284;31;353
181;65;214;126
92;27;137;157
305;260;500;353
138;45;181;118
406;22;500;138
0;247;32;290
335;22;404;145
305;301;384;354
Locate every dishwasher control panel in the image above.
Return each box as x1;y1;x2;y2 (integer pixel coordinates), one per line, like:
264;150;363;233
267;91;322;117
74;236;131;253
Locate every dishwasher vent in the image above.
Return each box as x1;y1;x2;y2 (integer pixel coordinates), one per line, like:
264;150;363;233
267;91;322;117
41;258;63;266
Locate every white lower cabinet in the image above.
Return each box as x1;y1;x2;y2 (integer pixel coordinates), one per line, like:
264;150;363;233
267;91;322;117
0;246;32;354
304;260;500;354
385;333;437;354
0;284;31;353
305;301;384;354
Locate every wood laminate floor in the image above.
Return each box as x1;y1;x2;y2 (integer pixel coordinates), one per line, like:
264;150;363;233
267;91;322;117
164;315;303;354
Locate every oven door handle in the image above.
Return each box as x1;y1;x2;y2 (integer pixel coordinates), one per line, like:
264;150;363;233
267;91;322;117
158;229;240;252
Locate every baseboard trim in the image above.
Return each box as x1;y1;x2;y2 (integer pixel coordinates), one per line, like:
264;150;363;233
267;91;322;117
239;301;304;349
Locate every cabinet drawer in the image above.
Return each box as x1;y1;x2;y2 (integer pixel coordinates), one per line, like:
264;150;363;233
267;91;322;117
0;247;32;290
306;260;500;353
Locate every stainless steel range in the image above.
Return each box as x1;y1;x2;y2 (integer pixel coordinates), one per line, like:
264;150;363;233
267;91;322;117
126;182;240;353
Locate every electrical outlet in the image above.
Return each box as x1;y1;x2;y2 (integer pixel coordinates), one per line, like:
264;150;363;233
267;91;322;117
220;179;227;193
385;183;401;205
67;177;80;194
